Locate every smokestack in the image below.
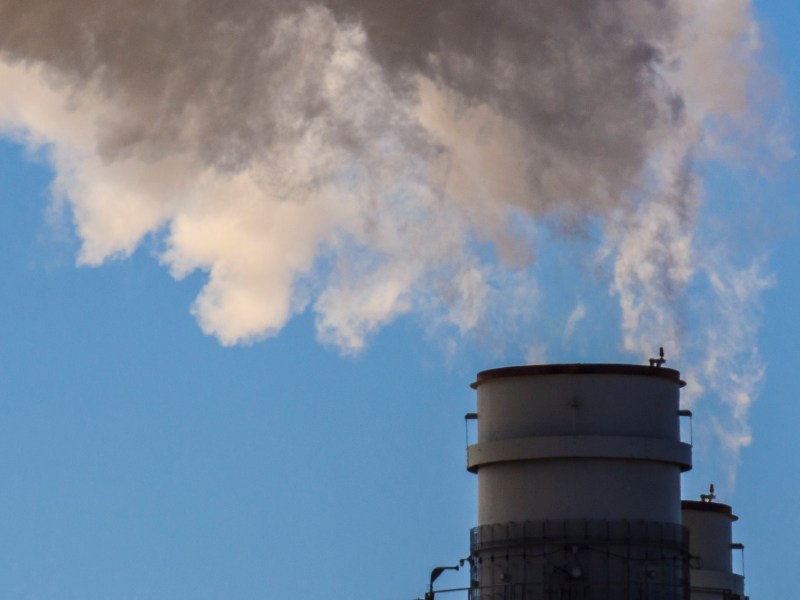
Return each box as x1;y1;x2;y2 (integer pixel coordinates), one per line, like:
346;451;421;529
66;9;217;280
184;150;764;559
467;364;691;598
456;362;752;599
682;500;748;600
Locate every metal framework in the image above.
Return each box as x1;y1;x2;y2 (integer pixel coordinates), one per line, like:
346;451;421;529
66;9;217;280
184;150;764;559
469;519;690;600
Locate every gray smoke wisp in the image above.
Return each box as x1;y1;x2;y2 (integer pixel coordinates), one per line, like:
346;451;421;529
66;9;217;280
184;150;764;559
0;0;774;479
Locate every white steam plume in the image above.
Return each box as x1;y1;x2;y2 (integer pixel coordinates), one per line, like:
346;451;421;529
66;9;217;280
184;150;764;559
0;1;776;475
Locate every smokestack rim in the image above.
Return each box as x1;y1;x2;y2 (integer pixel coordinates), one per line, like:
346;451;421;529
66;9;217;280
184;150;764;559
681;500;739;522
471;363;686;389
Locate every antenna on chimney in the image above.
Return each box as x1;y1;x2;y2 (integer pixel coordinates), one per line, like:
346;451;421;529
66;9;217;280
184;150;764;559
649;347;666;368
700;484;716;503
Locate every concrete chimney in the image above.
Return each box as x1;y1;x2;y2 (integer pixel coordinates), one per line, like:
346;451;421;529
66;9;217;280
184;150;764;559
681;501;748;600
467;364;692;599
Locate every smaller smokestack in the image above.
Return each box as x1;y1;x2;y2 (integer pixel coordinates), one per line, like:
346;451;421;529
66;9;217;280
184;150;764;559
681;500;748;600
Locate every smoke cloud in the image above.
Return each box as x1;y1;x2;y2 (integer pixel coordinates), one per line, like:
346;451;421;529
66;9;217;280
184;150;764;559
0;1;774;477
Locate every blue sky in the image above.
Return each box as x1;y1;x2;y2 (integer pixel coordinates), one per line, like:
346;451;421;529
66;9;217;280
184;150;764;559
0;2;799;599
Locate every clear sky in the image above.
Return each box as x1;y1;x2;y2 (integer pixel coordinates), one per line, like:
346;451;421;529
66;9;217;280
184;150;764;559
0;2;798;599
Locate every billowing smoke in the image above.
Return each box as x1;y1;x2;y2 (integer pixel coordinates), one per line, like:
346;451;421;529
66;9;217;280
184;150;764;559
0;0;776;482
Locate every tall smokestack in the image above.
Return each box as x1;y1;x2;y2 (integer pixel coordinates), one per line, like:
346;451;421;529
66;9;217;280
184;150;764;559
462;362;751;599
467;364;692;598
